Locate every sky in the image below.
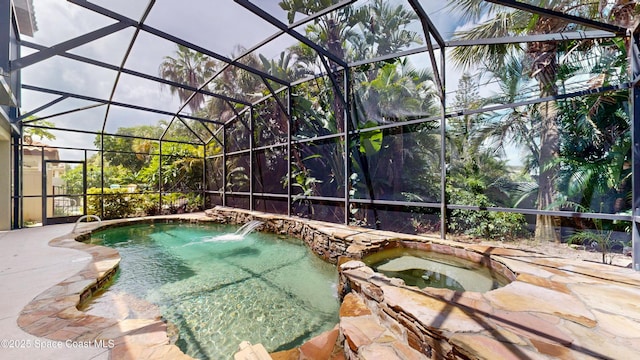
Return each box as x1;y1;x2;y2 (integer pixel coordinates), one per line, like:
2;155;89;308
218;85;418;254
17;0;483;160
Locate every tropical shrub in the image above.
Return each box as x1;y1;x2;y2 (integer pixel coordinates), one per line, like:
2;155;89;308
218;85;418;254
87;187;141;220
448;185;528;241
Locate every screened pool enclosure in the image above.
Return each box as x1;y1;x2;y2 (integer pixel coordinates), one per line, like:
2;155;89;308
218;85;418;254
2;0;639;269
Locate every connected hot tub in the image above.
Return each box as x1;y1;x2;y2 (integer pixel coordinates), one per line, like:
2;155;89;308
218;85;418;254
364;247;511;292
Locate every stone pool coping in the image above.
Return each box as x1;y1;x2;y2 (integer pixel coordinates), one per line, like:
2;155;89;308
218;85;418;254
13;207;640;359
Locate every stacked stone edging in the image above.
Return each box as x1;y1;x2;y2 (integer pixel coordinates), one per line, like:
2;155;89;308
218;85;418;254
205;207;373;263
339;291;428;360
203;207;516;276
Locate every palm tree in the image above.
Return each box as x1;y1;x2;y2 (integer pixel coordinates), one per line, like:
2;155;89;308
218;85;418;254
482;56;541;173
556;81;631;215
260;51;311;81
448;73;521;205
279;0;424;134
352;59;438;202
350;0;423;59
280;0;356;135
446;0;635;242
158;45;218;113
200;47;265;124
279;0;355;60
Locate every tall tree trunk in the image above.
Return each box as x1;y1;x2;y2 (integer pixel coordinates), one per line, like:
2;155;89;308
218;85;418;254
392;127;404;197
530;42;561;242
326;18;346;134
535;100;560;242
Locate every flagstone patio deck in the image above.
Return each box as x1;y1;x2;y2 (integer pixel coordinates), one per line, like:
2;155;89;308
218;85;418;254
1;209;640;359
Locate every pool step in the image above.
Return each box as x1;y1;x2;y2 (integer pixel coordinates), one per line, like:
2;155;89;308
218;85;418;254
235;341;271;360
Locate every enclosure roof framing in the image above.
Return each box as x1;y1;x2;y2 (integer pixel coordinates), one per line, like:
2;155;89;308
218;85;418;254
21;40;252;108
22;84;223;126
9;0;635;144
485;0;627;35
10;22;129;71
101;0;155;134
447;30;619;47
68;0;291;86
234;0;348;68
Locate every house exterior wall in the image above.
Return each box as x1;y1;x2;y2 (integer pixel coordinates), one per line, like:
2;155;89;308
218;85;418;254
0;0;14;230
0;125;9;230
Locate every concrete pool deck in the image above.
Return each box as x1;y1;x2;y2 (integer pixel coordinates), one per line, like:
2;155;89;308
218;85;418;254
2;210;640;359
0;224;110;360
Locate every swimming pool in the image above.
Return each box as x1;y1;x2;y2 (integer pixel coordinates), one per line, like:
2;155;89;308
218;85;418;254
84;222;339;359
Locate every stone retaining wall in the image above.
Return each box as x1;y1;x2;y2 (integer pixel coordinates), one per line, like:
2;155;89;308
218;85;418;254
205;207;393;263
339;261;478;359
204;207;515;277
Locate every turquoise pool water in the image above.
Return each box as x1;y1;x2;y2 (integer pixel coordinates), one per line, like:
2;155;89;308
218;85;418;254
87;222;339;359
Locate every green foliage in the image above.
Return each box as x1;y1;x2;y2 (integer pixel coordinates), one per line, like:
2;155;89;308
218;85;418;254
87;188;141;220
358;121;383;155
280;0;422;60
288;81;346;204
160;144;204;192
565;209;629;265
226;166;249;192
86;189;201;219
566;229;621;265
158;45;217;112
291;80;337;137
350;58;440;212
23;118;57;143
447;185;527;241
139;193;161;216
447;71;529;239
284;154;324;215
161;193;203;214
259;51;310;80
92;128;205;195
60;164;85;195
97;125;162;173
81;125;205;220
553;200;629;264
62;155;141;194
180;193;203;213
447;0;635;242
556;87;631;214
446;138;529;241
